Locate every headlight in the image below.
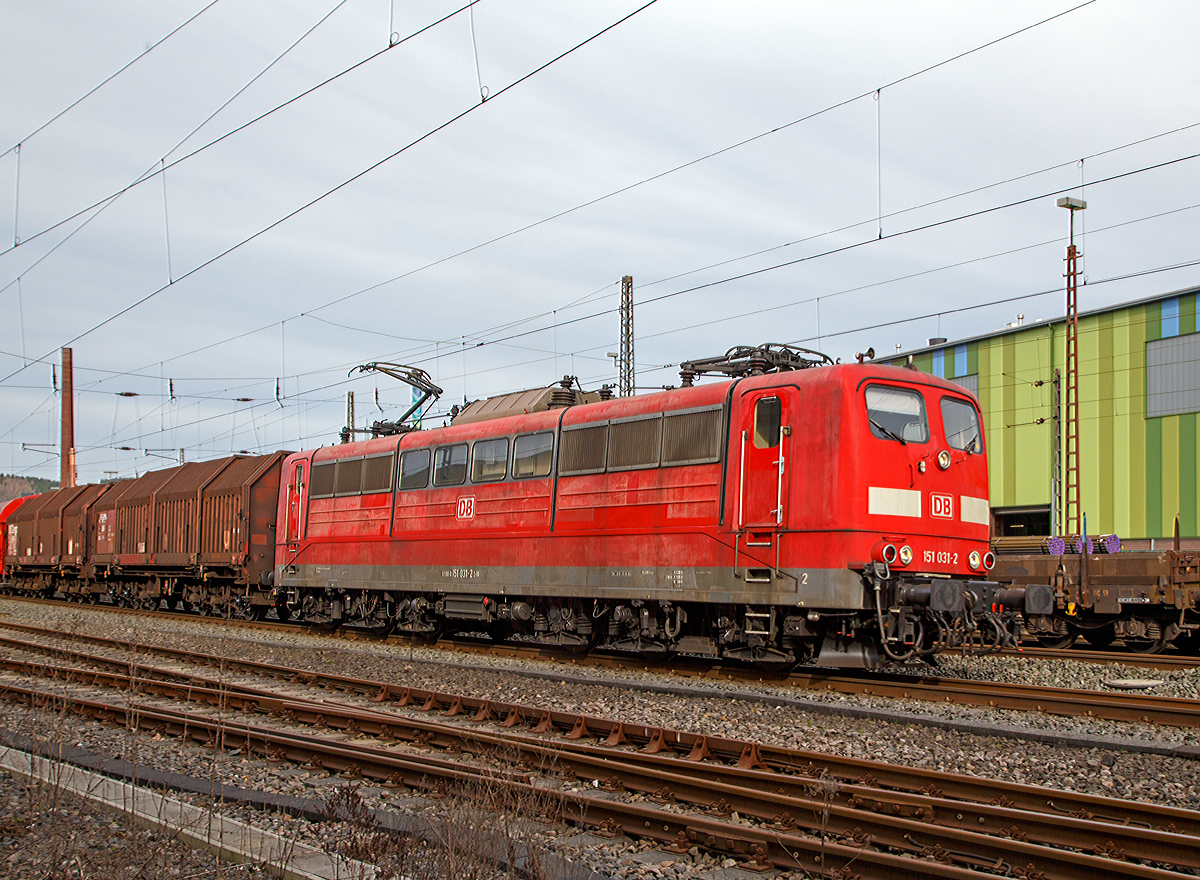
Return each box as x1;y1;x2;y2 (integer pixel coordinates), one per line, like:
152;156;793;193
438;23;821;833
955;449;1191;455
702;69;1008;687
983;551;996;571
937;450;951;470
872;542;898;564
898;545;913;565
968;550;982;570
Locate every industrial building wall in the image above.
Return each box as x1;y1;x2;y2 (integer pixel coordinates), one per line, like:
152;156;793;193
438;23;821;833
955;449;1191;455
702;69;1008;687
894;290;1198;539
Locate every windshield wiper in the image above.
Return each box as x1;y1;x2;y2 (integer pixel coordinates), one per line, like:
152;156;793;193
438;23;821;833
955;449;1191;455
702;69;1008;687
869;417;906;445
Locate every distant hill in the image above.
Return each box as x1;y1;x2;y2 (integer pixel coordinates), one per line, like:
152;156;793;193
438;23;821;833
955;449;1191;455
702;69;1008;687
0;474;59;506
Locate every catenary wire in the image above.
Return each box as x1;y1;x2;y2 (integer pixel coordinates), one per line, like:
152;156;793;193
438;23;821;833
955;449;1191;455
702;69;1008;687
0;0;662;387
11;0;1104;385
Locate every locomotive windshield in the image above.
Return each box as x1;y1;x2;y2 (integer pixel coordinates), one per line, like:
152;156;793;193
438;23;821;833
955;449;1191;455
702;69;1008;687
940;396;983;453
865;385;928;444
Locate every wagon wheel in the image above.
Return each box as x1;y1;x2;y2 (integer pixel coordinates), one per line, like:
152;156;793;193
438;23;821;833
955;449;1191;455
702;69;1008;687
1123;634;1168;654
173;599;192;614
1081;624;1115;650
1036;633;1077;649
224;601;252;621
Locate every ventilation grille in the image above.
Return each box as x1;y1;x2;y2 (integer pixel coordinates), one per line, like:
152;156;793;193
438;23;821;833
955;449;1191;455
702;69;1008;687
310;462;335;498
608;417;661;470
559;424;608;475
662;407;723;465
334;458;364;495
361;453;395;493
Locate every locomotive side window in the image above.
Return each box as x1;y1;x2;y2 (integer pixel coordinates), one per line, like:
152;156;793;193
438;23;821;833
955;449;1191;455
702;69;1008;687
559;423;608;475
941;397;983;453
334;458;364;495
471;438;509;483
361;453;395;493
752;397;781;449
662;407;723;465
608;415;661;470
433;444;468;486
513;432;553;478
398;449;430;490
865;385;928;444
310;461;336;498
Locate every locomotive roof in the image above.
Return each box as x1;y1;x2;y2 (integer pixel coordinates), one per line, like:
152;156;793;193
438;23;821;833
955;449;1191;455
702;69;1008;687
307;361;979;462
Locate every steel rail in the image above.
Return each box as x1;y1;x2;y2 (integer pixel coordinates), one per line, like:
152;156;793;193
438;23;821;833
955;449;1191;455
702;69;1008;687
1;676;1195;880
784;669;1200;727
1010;644;1200;670
5;638;1200;875
4;619;1198;838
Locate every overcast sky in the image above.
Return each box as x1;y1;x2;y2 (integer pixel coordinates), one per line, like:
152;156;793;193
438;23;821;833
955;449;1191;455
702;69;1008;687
2;0;1198;482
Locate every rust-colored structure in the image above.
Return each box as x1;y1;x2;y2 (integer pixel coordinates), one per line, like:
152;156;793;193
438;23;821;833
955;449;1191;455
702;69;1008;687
4;452;285;614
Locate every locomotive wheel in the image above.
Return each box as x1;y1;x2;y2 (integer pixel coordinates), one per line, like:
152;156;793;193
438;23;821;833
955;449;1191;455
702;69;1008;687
1036;633;1077;649
273;605;292;623
487;621;513;642
174;599;192;613
1081;625;1116;650
1123;634;1168;654
753;655;798;673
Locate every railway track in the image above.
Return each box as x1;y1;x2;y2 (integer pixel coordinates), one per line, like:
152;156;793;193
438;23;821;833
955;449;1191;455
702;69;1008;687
1011;644;1200;671
11;591;1200;671
2;623;1199;878
5;597;1200;729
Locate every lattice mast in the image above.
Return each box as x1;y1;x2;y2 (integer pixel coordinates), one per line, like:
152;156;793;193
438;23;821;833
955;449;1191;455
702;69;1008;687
619;275;634;397
1051;368;1062;536
1058;196;1086;536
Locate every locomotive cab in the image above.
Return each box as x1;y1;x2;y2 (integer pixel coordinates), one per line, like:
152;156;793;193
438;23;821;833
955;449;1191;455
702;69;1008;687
714;364;1012;667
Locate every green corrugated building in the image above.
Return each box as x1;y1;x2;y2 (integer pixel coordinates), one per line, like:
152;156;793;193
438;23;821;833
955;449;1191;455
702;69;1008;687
890;286;1199;542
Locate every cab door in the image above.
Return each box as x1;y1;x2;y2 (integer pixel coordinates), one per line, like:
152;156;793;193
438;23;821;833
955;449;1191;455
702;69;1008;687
738;390;792;530
283;459;306;552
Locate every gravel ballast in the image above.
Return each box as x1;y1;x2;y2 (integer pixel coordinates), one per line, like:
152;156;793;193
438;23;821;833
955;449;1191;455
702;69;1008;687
2;598;1199;878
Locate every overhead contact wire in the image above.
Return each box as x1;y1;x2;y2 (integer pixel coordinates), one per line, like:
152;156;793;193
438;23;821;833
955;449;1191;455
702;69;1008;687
2;0;661;384
0;0;476;258
2;0;223;156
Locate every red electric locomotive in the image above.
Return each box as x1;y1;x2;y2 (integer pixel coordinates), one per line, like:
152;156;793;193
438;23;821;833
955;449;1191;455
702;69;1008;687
1;345;1048;667
273;346;1046;667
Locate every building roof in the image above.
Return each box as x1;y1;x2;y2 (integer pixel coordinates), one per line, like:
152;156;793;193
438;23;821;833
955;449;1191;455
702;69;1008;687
892;282;1200;360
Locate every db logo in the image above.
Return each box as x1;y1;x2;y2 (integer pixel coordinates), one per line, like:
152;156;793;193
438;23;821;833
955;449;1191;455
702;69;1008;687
930;493;954;519
456;496;476;520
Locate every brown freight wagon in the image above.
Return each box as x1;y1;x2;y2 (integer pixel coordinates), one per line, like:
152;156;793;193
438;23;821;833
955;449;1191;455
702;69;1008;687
996;547;1200;653
57;483;113;600
94;453;287;614
4;485;91;590
5;453;286;616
